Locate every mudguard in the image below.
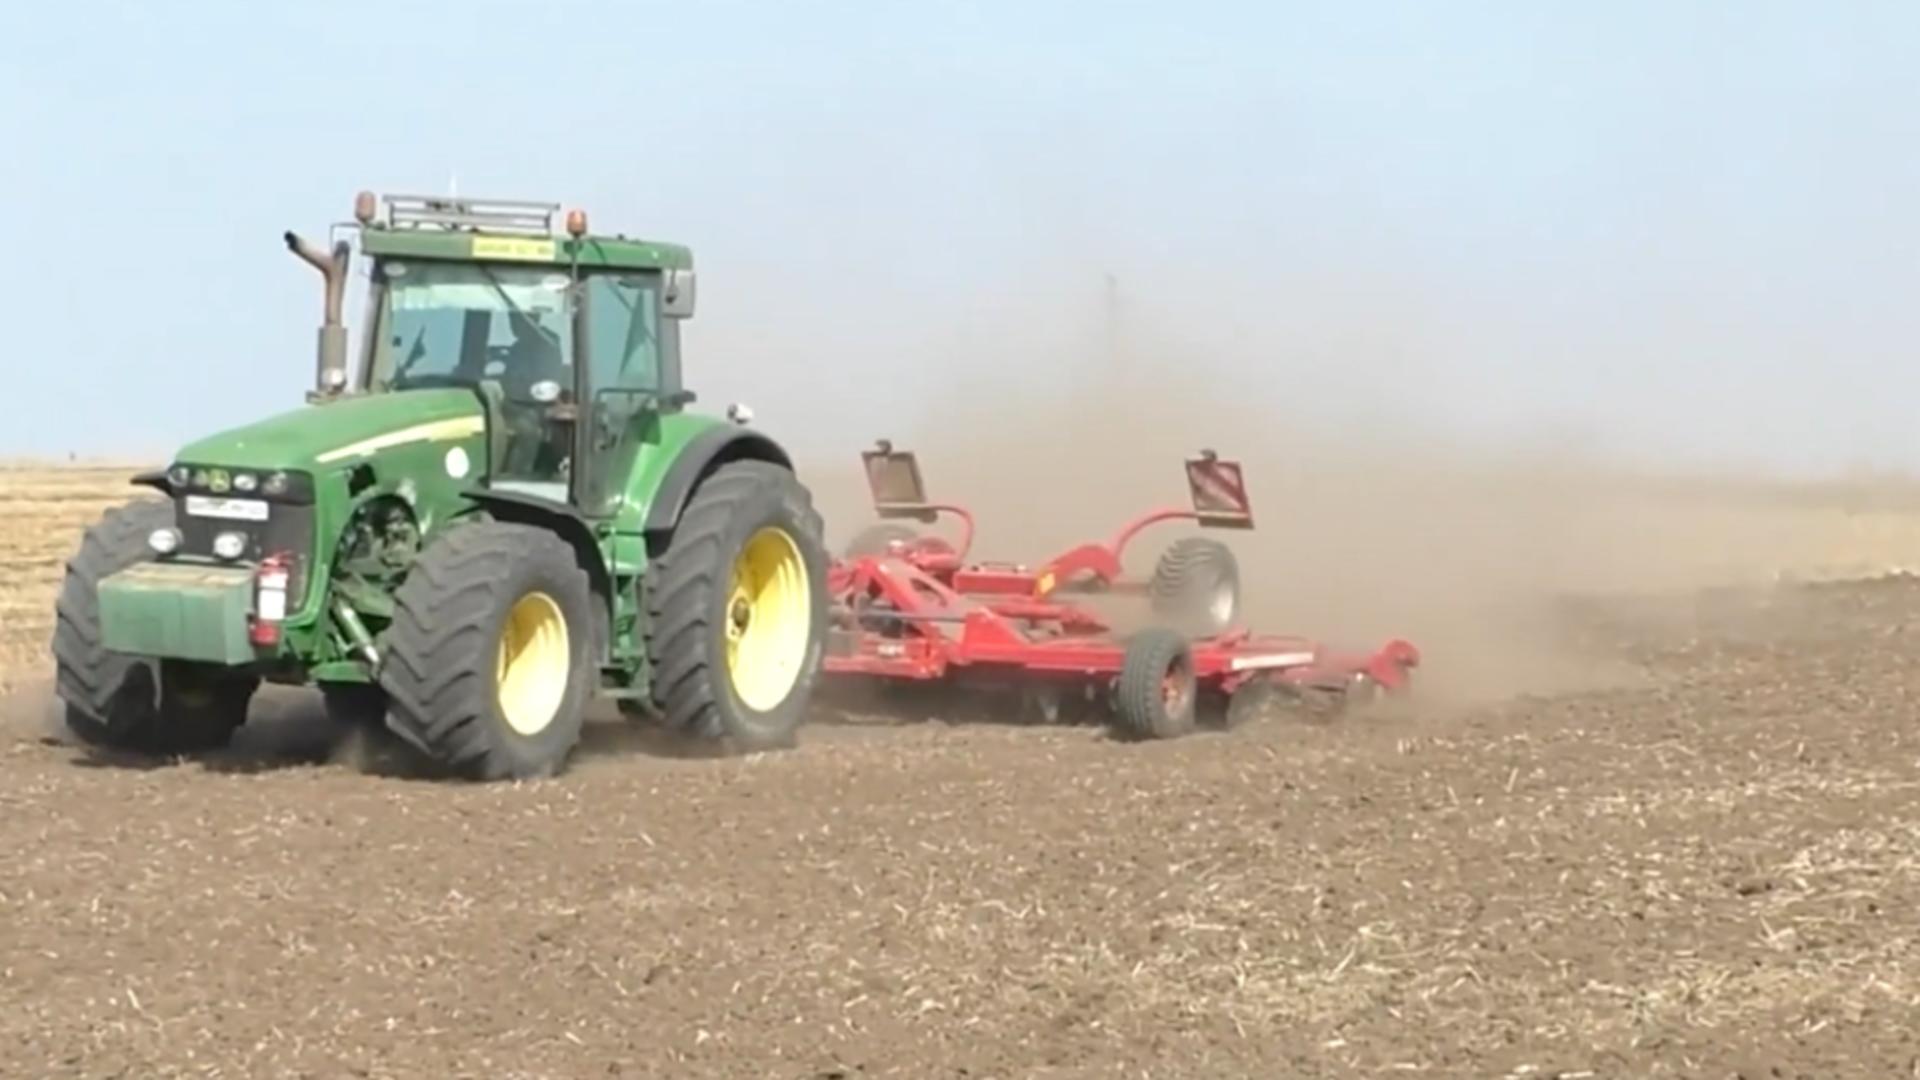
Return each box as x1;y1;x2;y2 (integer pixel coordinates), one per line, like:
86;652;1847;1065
642;425;793;536
463;487;613;602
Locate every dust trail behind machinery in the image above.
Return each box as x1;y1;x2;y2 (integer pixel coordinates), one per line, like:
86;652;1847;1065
802;355;1920;710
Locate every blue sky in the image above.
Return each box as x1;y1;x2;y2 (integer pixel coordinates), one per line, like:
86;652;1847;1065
4;1;1917;474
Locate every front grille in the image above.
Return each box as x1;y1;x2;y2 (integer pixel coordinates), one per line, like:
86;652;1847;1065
171;498;317;614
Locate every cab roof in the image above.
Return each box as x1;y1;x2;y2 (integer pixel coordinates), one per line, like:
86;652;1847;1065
353;192;692;271
358;226;693;271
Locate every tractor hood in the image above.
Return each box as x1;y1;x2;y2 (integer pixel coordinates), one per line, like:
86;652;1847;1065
171;390;485;473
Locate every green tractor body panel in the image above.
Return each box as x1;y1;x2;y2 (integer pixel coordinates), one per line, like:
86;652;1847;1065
610;411;773;541
158;388;492;669
174;388;484;469
98;563;258;665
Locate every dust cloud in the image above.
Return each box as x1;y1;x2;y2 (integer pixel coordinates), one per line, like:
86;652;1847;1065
798;351;1920;711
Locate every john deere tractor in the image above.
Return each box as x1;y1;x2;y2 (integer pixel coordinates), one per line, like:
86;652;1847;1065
52;192;829;779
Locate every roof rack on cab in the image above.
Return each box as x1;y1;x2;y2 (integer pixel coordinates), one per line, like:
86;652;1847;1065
368;194;561;236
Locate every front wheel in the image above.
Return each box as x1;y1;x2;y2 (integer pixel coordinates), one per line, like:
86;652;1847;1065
380;521;595;780
645;461;829;751
66;661;256;756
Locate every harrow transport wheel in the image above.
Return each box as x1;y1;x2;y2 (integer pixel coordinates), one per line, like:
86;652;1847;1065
1114;628;1198;740
1149;537;1240;635
53;499;257;755
842;523;920;558
646;461;828;751
380;521;594;781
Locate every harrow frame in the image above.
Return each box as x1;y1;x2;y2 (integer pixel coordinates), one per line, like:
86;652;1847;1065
824;441;1419;736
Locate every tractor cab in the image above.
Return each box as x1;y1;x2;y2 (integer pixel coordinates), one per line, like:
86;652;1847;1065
296;193;699;516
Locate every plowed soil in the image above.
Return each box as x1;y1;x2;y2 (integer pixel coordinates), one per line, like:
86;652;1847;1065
4;570;1918;1078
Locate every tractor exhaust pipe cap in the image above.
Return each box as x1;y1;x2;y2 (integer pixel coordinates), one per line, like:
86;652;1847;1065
285;229;352;399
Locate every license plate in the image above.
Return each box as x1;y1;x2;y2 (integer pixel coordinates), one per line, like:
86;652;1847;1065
184;495;269;522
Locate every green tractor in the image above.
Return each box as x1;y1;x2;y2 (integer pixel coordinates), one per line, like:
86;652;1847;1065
52;192;829;779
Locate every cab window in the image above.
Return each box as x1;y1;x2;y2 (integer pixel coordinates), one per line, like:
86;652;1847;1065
584;273;662;397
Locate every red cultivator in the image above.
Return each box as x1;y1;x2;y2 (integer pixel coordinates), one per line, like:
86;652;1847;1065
822;441;1421;738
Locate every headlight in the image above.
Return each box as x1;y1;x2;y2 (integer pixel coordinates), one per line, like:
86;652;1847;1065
212;532;248;561
232;472;258;493
148;528;182;555
166;465;192;488
262;471;289;496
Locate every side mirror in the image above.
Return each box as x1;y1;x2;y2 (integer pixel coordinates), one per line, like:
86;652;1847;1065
663;268;696;319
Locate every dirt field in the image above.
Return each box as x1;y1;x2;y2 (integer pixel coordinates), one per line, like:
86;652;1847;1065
3;465;1919;1078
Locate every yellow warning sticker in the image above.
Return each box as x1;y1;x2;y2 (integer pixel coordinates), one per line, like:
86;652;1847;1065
471;236;556;262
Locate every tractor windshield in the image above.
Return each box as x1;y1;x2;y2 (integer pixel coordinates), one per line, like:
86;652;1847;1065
366;260;574;398
366;259;581;492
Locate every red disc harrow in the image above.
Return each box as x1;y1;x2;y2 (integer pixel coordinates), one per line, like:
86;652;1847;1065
821;441;1421;739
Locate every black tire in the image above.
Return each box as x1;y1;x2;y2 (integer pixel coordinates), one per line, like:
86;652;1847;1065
380;521;595;780
646;460;829;751
52;499;256;754
1113;628;1198;740
1149;537;1240;636
842;522;921;558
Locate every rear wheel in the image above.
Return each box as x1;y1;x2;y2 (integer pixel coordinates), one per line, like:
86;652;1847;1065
52;499;256;754
646;461;828;751
1113;628;1198;740
380;521;594;780
1149;537;1240;635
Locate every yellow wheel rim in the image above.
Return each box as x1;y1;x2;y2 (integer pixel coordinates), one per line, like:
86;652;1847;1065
495;591;570;736
725;526;811;712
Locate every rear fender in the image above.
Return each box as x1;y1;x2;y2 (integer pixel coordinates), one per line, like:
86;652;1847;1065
642;426;794;539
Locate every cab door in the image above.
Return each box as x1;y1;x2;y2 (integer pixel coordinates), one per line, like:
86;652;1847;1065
573;271;679;516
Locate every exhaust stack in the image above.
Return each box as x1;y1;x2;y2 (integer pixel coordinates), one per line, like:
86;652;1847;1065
284;231;351;400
